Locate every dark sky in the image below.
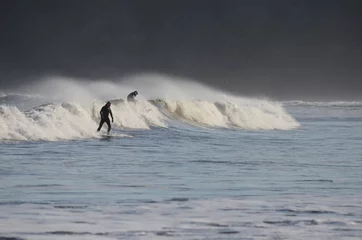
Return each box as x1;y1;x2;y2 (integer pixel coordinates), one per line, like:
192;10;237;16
1;0;361;100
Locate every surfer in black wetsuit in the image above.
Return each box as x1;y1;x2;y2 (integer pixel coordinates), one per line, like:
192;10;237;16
97;101;114;134
127;91;138;102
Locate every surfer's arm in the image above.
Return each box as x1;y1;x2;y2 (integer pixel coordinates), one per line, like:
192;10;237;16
110;109;114;121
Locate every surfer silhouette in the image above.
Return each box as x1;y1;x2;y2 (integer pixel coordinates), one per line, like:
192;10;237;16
127;91;138;102
97;101;114;134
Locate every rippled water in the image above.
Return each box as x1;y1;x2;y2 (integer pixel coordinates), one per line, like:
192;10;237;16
1;104;362;240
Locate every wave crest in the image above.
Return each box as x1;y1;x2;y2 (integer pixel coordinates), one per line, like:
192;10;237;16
153;99;299;130
1;97;299;141
0;103;97;141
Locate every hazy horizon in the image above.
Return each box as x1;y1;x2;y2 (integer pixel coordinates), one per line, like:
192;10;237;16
1;0;361;101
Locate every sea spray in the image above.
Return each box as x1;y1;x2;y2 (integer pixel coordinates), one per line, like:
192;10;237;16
0;74;300;141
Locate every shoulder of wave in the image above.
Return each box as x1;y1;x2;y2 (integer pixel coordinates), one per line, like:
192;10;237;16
282;100;362;107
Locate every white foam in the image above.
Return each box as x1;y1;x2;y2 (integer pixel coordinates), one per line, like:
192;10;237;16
0;103;98;141
154;99;299;130
92;99;168;130
0;74;300;141
0;100;169;141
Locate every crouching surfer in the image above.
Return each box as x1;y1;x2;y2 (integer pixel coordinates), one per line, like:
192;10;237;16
127;91;138;102
97;101;114;134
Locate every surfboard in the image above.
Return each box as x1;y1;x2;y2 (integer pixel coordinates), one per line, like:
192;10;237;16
101;134;112;138
99;133;134;139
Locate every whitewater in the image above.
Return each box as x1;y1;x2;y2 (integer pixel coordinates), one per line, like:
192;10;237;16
1;75;361;240
0;75;299;141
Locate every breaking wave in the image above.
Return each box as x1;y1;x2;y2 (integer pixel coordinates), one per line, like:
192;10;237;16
0;75;300;141
151;99;298;130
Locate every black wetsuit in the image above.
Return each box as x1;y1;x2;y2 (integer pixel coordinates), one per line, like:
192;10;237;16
127;92;137;102
97;105;113;133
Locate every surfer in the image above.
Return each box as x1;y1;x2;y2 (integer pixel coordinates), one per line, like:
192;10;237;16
127;91;138;102
97;101;114;134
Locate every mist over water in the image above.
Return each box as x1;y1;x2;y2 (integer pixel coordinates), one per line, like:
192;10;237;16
1;1;362;100
18;74;228;104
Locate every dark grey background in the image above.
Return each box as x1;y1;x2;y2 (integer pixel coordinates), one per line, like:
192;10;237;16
1;0;361;100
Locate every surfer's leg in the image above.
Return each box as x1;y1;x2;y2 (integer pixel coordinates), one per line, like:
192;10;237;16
105;118;111;134
97;119;105;131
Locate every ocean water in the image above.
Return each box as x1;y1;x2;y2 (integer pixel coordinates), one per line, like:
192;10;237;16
1;76;361;240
